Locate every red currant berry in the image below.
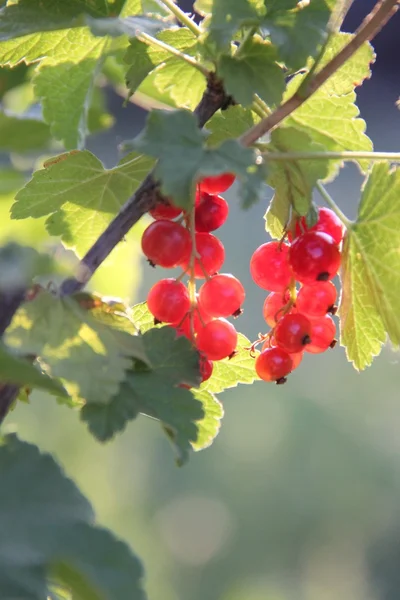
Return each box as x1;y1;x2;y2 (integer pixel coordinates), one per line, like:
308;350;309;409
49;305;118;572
274;313;312;353
180;232;225;278
196;318;237;361
262;291;293;327
195;192;229;233
200;355;213;382
262;338;303;370
250;241;292;292
309;207;345;245
149;200;182;220
141;220;191;268
306;315;336;354
255;347;293;383
147;278;190;323
296;281;337;317
172;300;212;338
289;231;341;284
198;274;245;318
199;173;235;195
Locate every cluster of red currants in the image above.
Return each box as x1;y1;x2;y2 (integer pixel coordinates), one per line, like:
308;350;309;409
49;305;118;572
142;172;245;385
250;208;345;384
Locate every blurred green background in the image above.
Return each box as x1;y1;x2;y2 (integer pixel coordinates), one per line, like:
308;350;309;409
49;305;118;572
2;3;400;599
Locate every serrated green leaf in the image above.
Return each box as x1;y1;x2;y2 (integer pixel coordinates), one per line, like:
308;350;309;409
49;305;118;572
218;38;284;108
284;74;373;177
262;0;331;70
124;27;197;97
133;108;266;208
340;163;400;370
0;434;145;599
308;32;375;95
5;290;148;405
191;387;223;451
0;343;67;397
11;150;154;254
131;301;157;332
154;57;207;110
264;127;330;237
202;333;259;394
206;0;263;51
0;110;50;152
206;105;259;146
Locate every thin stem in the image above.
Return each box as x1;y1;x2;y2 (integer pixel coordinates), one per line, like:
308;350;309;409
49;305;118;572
316;181;352;228
158;0;201;36
263;151;400;162
239;0;399;147
138;32;209;76
251;100;267;120
188;195;197;340
254;94;271;116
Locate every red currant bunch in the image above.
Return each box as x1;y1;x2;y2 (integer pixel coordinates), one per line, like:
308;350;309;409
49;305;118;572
142;173;241;387
250;207;345;384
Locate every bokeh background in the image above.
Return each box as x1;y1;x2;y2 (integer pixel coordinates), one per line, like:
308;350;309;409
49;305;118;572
2;1;400;599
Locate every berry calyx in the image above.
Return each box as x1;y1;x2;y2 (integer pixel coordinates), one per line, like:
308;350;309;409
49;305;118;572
250;241;292;292
296;281;337;317
149;200;182;220
199;355;213;382
262;291;293;327
195;192;229;232
147;278;190;323
289;231;341;284
196;318;237;361
306;315;337;354
274;313;312;353
198;273;245;318
141;220;191;268
180;232;225;278
199;173;235;195
255;347;293;383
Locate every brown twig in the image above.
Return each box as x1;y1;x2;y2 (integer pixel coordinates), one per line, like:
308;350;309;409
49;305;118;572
239;0;399;147
60;74;229;296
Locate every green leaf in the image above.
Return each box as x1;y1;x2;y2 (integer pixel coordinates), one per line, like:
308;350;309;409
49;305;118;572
133;108;266;208
87;14;168;37
262;0;332;70
340;163;400;370
33;35;108;149
5;290;148;405
217;37;284;108
0;434;145;599
190;387;223;451
154;57;207;110
308;33;375;96
11;150;154;254
264;127;330;238
124;27;197;96
284;74;373;176
0;110;50;152
0;343;67;397
131;301;157;332
206;105;259;146
206;0;262;51
202;333;259;394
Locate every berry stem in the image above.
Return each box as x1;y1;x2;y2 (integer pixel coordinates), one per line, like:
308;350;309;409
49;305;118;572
188;192;198;339
137;32;209;76
157;0;202;36
315;181;352;229
263;150;400;162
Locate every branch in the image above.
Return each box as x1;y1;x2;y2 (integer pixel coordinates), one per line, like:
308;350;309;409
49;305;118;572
239;0;400;147
60;74;230;296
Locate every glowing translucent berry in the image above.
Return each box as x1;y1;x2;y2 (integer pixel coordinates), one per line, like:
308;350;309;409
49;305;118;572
262;291;293;327
306;315;337;354
274;313;312;353
172;300;212;339
141;220;191;268
296;281;337;317
198;274;245;318
289;231;341;284
195;192;229;232
255;347;293;383
196;318;237;361
200;355;213;382
149;200;182;220
147;278;190;323
262;338;303;370
288;207;345;245
180;232;225;278
250;241;292;292
200;173;235;195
